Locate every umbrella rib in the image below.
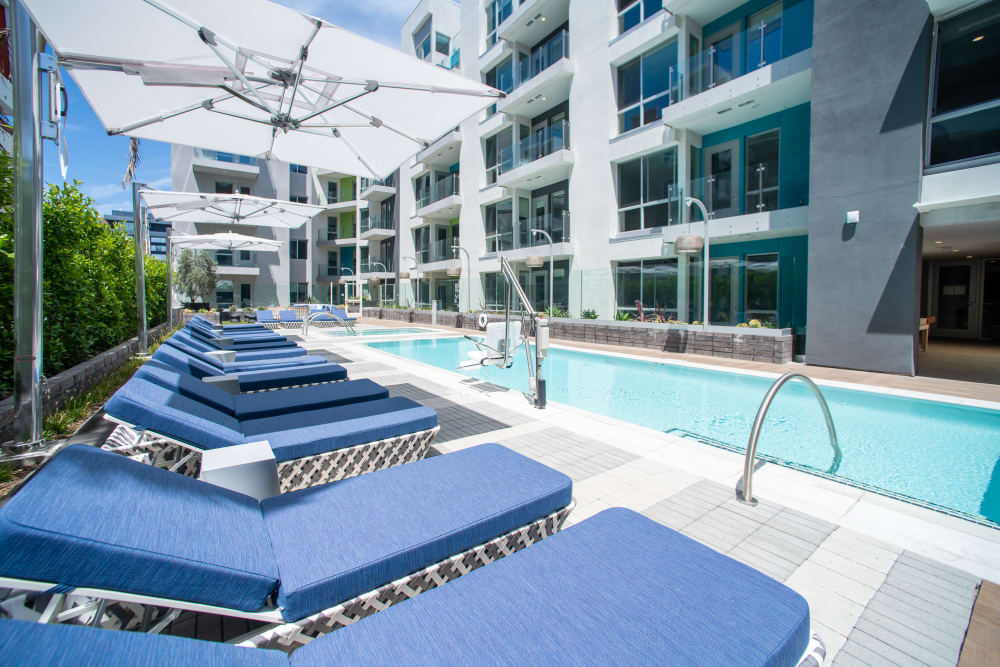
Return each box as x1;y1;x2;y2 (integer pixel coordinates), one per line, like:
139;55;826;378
285;20;323;119
341;102;428;147
294;86;374;125
331;129;379;179
218;85;274;114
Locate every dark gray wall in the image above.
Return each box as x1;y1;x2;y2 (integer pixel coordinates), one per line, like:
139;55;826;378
806;0;931;375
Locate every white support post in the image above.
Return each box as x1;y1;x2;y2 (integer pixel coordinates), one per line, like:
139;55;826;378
165;230;173;328
10;0;45;449
133;182;148;354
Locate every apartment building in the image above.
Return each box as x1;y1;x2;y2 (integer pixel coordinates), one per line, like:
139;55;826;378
103;209;171;261
389;0;1000;375
170;146;401;308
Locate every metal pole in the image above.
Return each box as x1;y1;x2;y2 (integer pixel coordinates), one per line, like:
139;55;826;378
685;197;711;329
132;182;148;353
10;0;44;448
354;195;362;316
531;229;554;315
165;230;173;328
452;245;470;314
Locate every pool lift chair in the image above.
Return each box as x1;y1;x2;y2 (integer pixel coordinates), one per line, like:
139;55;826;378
302;308;357;336
460;257;549;408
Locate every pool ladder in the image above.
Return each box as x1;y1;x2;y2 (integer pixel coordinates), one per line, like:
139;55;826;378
738;372;843;506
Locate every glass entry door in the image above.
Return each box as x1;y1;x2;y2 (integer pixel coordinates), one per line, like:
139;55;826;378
706;140;740;219
935;261;979;338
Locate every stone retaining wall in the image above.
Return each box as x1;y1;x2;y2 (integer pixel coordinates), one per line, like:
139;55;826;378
0;321;171;443
361;309;792;364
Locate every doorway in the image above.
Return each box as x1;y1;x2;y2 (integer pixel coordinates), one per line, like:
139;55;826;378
934;260;979;338
705;140;740;219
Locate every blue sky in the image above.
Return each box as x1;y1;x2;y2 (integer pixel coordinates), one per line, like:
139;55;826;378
41;0;415;215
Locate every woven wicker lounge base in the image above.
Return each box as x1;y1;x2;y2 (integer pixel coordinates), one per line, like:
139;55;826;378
101;423;440;492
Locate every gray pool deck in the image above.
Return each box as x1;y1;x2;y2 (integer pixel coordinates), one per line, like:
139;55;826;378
299;327;1000;666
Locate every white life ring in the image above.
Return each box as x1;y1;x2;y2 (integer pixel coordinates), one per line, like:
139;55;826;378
477;312;489;329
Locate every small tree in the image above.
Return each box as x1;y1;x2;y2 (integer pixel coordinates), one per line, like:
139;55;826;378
175;248;218;304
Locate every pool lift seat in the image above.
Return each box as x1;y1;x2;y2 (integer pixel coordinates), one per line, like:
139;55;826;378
460;256;549;408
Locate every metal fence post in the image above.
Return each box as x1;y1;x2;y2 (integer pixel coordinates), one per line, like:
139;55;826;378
132;182;147;354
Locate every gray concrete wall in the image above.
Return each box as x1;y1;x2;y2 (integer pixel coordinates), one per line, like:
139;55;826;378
805;0;931;375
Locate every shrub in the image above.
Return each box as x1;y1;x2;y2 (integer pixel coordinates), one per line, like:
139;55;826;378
614;310;633;321
0;155;167;395
581;309;599;319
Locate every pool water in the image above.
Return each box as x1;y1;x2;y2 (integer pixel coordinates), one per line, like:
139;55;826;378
328;327;437;337
367;337;1000;525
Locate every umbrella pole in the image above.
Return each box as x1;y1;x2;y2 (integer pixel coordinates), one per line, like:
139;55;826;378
132;182;148;355
166;231;173;328
9;0;45;451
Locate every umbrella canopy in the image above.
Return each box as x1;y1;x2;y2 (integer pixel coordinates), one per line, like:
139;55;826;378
21;0;502;178
171;231;283;251
141;190;323;228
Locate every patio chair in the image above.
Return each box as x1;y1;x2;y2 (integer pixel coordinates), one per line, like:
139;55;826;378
187;318;287;341
135;360;387;420
184;326;299;350
152;345;348;393
190;313;268;332
167;332;308;362
163;335;321;368
0;444;574;651
0;502;826;665
256;310;280;330
102;375;439;490
278;310;303;329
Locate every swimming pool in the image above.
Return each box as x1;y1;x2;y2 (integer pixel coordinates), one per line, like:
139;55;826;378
327;327;437;337
367;337;1000;525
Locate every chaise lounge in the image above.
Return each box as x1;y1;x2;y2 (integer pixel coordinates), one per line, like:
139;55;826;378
0;444;574;651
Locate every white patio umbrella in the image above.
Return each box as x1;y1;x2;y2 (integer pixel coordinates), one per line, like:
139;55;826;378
170;232;284;251
141;190;324;229
21;0;503;177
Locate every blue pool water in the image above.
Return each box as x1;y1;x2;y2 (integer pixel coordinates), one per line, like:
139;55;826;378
328;327;436;337
367;337;1000;525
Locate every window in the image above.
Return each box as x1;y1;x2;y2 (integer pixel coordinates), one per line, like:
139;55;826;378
289;164;307;174
215;182;233;194
617;0;663;35
215;280;234;306
617;148;679;232
485;129;513;183
486;0;513;48
237;185;251;195
414;226;431;263
745;253;779;324
414;278;431;306
327;181;338;203
483;273;505;310
615;259;677;318
289;195;308;204
484;57;513;117
414;173;431;209
239;283;252;307
435;32;450;55
616;40;678;132
485;200;513;253
289;282;309;303
414;17;432;60
450;49;461;70
289;239;308;260
216;249;233;266
238;250;252;265
929;2;1000;166
745;129;780;213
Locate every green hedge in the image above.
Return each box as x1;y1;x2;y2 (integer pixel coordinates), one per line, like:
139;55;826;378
0;155;166;396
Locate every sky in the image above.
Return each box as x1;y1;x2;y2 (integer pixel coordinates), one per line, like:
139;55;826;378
40;0;416;215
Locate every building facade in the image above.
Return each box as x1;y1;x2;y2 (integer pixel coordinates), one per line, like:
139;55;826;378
169;146;400;308
387;0;1000;375
103;209;171;261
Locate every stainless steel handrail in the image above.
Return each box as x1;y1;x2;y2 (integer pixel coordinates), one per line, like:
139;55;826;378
738;372;843;505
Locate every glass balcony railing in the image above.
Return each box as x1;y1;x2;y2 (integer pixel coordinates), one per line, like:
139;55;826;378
514;29;569;90
616;3;806;134
417;174;461;210
316;265;341;280
194;148;256;165
360;215;395;234
498;121;570;173
360;257;394;273
317;228;339;242
518;212;570;247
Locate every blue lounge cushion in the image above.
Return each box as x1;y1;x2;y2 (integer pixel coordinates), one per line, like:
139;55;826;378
186;329;299;352
298;507;811;666
257;311;278;322
0;619;285;667
164;337;326;372
263;443;572;621
136;360;386;420
330;307;355;322
243;397;438;462
234;364;348;392
0;446;278;612
279;310;302;322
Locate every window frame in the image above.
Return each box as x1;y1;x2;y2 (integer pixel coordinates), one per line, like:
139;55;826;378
743;252;780;324
616;39;679;133
744;128;780;214
616;147;680;232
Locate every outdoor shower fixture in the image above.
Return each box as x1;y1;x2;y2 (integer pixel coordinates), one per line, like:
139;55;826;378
676;197;712;330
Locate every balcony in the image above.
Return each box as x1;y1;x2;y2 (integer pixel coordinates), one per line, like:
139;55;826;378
416;173;462;219
359;215;396;241
497;121;572;189
359;256;395;276
478;37;512;73
497;0;570;46
609;9;678;67
497;30;571;117
191;148;259;178
316;227;366;247
315;265;343;282
214;251;260;277
481;212;572;262
416;129;462;167
616;4;812;136
416;239;462;273
361;178;396;202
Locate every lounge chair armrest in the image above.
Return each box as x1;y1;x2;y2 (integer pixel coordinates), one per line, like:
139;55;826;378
213;337;235;349
205;349;237;364
202;374;241;394
199;441;279;501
